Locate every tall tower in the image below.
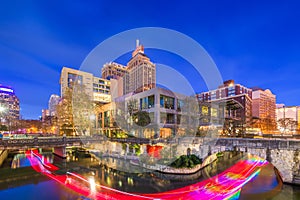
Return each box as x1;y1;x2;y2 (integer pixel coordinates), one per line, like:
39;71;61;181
126;40;156;94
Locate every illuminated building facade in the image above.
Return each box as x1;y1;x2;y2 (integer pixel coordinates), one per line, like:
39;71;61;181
252;88;276;132
127;40;156;94
102;62;129;97
196;80;252;135
48;94;60;116
60;67;111;103
0;85;20;129
41;109;50;121
112;87;193;138
101;40;156;97
102;62;127;80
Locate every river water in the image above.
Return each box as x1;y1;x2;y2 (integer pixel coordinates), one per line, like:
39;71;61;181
0;149;299;199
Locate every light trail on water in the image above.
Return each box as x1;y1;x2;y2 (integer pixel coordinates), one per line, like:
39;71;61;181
26;149;267;200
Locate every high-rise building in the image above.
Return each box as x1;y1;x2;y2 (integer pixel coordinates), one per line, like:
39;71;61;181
48;94;60;116
252;88;276;132
196;80;252;135
0;85;20;129
101;40;156;98
60;67;111;103
102;62;129;97
102;62;127;80
127;40;156;94
41;109;50;122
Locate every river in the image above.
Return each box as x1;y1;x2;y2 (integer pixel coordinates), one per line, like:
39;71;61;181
0;149;299;199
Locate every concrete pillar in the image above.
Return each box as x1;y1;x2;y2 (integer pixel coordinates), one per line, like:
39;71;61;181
126;144;129;154
53;147;67;158
208;145;211;156
266;147;272;163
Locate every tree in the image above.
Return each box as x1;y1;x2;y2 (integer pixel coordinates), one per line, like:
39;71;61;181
278;118;298;133
56;84;94;136
0;124;8;131
132;111;151;127
181;96;199;136
260;117;276;133
72;84;94;135
56;88;74;135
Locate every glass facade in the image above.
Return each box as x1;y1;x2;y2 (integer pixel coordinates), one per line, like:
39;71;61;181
140;95;154;109
67;73;83;87
160;95;175;109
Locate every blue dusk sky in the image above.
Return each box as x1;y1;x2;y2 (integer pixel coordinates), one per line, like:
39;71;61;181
0;0;299;119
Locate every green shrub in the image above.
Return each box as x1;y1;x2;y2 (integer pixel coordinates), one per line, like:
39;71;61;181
169;154;202;168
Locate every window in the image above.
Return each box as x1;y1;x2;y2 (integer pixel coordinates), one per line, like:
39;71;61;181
67;73;83;88
140;95;155;109
211;91;216;100
160;95;175;109
211;108;218;117
202;106;209;115
160;112;175;124
148;95;154;108
177;100;184;111
228;86;235;96
166;113;175;124
177;114;181;124
140;97;148;109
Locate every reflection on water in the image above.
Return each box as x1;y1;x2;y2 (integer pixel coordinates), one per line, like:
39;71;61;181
11;152;54;169
0;179;82;200
0;149;300;199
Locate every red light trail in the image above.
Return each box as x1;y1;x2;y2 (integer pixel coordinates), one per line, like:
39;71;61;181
26;150;267;200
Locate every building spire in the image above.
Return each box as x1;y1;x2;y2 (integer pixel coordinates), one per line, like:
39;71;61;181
132;39;144;57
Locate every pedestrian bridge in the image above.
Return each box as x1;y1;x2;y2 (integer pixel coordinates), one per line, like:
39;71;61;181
1;136;299;185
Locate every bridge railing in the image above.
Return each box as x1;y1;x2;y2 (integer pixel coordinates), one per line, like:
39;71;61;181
0;136;299;150
216;138;300;150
